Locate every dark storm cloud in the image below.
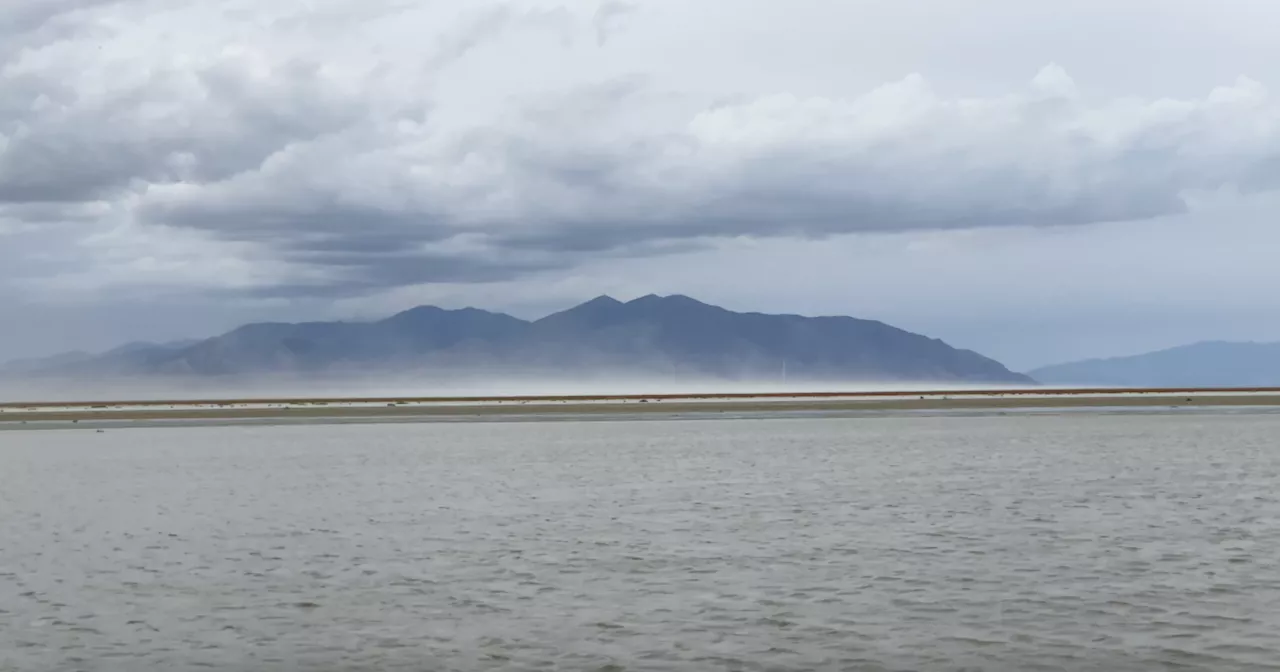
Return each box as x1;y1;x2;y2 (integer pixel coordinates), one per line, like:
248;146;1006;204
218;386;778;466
122;67;1276;293
237;253;560;299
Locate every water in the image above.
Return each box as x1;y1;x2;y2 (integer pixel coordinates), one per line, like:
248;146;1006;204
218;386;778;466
3;413;1280;671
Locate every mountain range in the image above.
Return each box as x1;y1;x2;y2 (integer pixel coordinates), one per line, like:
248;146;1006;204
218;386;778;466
1029;341;1280;388
1;294;1031;385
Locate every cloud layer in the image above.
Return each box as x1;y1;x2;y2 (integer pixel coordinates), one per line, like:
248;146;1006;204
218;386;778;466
4;0;1280;299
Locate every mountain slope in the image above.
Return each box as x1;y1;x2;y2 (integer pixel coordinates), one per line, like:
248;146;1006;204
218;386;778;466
511;294;1026;382
4;295;1031;384
0;340;198;376
1029;341;1280;387
153;307;528;375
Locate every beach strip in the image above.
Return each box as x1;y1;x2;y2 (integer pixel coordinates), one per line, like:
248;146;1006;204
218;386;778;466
3;388;1280;429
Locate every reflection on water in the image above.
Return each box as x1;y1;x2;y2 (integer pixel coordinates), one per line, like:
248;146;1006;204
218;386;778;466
3;414;1280;671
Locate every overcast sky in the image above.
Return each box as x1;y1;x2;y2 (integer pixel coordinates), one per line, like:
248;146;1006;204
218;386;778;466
2;0;1279;370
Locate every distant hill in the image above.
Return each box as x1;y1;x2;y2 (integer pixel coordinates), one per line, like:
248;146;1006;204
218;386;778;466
2;295;1032;385
0;340;199;376
1029;341;1280;387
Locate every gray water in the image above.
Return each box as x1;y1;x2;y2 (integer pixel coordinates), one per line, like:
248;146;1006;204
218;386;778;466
3;414;1280;671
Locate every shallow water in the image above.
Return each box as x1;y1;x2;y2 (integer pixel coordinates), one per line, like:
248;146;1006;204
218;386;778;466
3;414;1280;671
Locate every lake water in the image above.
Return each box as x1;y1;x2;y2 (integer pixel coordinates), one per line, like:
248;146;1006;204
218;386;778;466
3;413;1280;671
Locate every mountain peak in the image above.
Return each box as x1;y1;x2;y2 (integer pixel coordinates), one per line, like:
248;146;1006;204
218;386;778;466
381;304;519;327
626;293;707;307
384;304;447;321
624;294;722;319
539;294;718;327
535;295;628;328
581;294;623;308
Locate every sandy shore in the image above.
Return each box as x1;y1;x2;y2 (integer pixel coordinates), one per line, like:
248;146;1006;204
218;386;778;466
3;387;1280;429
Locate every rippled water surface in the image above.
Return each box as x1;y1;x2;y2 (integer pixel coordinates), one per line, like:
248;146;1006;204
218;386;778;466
4;413;1280;671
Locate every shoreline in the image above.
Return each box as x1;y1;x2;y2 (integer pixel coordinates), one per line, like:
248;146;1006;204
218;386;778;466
4;387;1280;429
6;385;1280;410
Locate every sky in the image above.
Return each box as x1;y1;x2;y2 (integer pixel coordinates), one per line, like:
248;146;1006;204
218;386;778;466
2;0;1280;370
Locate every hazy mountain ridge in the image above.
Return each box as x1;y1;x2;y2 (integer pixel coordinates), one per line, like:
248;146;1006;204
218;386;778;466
1029;340;1280;387
3;295;1031;384
0;339;200;376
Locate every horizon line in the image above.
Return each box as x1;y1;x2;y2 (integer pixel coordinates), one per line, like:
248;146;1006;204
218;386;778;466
3;385;1277;410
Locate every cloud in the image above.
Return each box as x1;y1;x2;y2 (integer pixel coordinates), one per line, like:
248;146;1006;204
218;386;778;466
0;54;382;204
592;0;636;45
4;0;1280;304
132;66;1280;293
425;4;577;71
0;0;123;60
